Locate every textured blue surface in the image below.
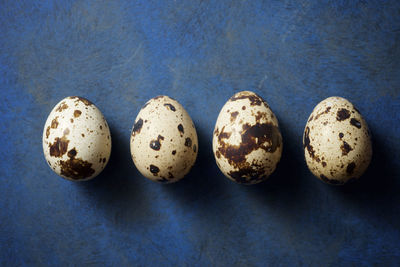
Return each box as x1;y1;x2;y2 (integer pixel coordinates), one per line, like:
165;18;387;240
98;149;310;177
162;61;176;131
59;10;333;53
1;0;400;266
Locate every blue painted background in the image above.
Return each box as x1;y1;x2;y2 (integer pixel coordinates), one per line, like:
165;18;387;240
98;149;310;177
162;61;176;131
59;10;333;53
1;0;400;266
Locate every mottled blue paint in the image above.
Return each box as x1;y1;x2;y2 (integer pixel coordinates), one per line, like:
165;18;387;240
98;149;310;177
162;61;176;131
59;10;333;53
1;0;400;266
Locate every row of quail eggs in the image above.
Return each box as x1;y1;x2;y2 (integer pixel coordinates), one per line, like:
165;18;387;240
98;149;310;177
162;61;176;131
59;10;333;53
43;92;372;185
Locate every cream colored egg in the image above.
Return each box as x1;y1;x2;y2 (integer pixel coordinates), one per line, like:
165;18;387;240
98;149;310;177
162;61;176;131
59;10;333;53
212;91;283;184
303;96;372;185
130;96;198;183
42;96;112;181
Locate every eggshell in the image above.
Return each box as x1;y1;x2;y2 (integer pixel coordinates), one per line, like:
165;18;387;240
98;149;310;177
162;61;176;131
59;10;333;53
42;96;111;181
303;96;372;185
212;91;283;184
130;96;198;183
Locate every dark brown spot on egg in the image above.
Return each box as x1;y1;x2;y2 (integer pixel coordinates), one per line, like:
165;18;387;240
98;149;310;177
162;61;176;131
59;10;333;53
230;111;239;122
242;123;281;153
314;107;331;121
177;124;184;135
346;162;356;175
255;111;267;122
164;103;176;111
218;126;232;143
46;126;50;139
322;162;327;167
339;133;344;139
132;118;144;136
168;172;174;179
51;117;59;129
172;150;176;155
193;144;197;153
49;136;69;158
81;133;85;137
217;122;282;183
73;96;92;106
150;165;160;176
320;174;344;185
59;148;95;180
74;110;82;118
303;127;318;162
185;137;192;147
55;102;68;112
337;108;351;121
350;118;361;128
218;123;281;163
308;115;314;122
103;158;106;163
242;106;246;110
230;92;264;106
150;135;164;150
340;141;353;155
215;150;221;158
67;148;77;158
99;125;102;130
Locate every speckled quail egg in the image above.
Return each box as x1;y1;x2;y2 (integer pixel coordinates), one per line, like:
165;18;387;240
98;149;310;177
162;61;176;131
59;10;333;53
303;96;372;185
130;96;198;183
42;96;111;181
212;91;283;184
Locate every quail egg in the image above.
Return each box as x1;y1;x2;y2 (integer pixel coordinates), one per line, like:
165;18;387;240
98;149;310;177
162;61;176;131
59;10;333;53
212;91;283;184
43;96;111;181
130;96;198;183
303;96;372;185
